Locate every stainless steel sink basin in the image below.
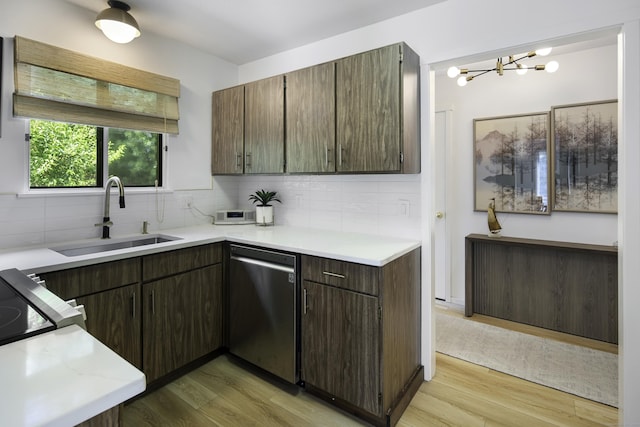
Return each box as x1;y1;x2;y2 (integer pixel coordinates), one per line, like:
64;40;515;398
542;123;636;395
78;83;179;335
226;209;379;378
51;234;182;257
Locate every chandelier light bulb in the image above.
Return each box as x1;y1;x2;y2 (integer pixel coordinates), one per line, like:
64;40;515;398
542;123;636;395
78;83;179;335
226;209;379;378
535;47;552;57
447;66;460;78
516;64;528;75
545;60;560;73
457;76;468;87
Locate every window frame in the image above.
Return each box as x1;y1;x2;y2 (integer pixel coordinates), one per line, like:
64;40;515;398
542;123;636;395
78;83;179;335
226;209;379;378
27;119;164;190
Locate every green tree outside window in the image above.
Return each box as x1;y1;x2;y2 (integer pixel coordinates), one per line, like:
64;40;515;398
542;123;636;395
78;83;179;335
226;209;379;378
29;119;160;188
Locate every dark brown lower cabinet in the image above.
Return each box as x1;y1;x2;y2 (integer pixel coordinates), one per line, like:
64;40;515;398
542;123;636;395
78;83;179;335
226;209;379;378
302;281;380;415
142;264;223;382
77;284;142;369
301;248;422;427
39;259;142;369
39;244;224;385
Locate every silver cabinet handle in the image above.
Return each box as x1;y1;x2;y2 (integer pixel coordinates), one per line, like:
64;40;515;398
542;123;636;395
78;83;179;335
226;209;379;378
236;152;242;169
150;290;155;315
337;144;343;166
303;288;308;315
322;271;346;279
246;152;252;168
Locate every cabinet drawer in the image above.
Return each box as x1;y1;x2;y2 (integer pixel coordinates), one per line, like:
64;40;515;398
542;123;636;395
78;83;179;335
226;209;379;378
142;243;222;281
40;258;140;299
302;255;379;296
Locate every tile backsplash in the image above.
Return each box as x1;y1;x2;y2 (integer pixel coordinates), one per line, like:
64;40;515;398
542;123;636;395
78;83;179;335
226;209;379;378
235;174;422;239
0;174;421;250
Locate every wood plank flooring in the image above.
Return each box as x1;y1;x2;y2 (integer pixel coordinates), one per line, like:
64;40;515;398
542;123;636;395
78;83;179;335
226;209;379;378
123;311;618;427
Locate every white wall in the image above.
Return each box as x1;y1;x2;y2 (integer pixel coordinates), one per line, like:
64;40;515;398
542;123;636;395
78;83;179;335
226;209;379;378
0;0;240;247
237;0;640;422
436;44;619;304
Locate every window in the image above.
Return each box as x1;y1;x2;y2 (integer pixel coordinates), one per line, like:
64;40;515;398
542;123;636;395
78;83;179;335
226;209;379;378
29;119;162;189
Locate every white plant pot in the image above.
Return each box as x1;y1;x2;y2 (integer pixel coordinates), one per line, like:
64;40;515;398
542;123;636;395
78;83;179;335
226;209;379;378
255;206;274;226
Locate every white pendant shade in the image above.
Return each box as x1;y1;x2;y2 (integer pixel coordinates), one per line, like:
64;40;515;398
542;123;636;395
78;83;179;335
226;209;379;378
95;1;141;44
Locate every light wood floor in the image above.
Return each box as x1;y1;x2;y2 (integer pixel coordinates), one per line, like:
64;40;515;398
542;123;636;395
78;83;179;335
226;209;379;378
123;312;618;427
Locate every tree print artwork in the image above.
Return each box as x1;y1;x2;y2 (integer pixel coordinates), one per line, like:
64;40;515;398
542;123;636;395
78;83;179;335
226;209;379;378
552;100;618;213
474;112;551;214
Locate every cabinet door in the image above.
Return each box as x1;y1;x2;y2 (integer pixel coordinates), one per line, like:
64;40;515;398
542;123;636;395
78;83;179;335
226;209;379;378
286;63;336;173
301;280;381;416
212;85;244;174
244;75;285;173
78;284;142;369
143;264;222;382
336;44;401;172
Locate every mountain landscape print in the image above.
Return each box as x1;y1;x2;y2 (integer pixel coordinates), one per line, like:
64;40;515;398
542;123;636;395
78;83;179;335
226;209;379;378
474;112;550;214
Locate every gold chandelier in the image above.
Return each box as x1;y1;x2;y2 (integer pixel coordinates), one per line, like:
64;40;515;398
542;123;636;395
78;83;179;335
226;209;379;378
447;48;559;86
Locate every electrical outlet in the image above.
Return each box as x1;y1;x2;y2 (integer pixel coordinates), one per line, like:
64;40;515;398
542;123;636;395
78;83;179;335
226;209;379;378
179;195;193;209
399;199;410;217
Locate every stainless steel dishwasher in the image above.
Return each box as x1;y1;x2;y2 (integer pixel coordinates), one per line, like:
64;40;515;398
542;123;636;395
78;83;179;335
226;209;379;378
229;244;299;383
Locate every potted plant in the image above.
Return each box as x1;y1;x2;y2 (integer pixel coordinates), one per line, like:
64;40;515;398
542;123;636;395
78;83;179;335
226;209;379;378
249;189;281;225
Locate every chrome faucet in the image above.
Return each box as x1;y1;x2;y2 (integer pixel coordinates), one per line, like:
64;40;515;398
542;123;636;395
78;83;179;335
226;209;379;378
95;176;125;239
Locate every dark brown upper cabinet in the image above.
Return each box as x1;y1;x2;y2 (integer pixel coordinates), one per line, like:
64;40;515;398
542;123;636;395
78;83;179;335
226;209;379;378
211;42;420;176
211;85;244;175
285;62;336;173
336;43;420;174
244;75;285;174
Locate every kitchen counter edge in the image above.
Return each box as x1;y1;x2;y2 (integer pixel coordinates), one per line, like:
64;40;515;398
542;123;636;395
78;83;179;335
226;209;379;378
0;225;422;274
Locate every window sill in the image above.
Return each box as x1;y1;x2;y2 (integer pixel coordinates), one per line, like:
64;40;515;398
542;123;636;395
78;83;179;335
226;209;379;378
17;188;175;198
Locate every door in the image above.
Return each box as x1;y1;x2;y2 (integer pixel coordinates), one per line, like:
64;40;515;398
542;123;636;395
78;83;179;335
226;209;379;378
245;75;285;173
286;62;336;173
143;265;222;382
211;85;244;174
78;284;141;369
434;109;452;301
301;281;381;416
336;44;400;172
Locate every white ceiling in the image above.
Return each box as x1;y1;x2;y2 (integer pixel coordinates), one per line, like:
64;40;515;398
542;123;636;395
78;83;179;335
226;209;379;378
63;0;444;65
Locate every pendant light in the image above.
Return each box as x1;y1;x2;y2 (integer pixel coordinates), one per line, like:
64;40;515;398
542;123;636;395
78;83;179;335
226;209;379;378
95;0;141;44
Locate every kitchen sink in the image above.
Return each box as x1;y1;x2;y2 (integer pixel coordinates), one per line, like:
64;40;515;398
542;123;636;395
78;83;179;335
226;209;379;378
51;234;182;257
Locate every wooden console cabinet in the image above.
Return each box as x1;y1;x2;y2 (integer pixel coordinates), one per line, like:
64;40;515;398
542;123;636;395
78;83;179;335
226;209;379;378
465;234;618;343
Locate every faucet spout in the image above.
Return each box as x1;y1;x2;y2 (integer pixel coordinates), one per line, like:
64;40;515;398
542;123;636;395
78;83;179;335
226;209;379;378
98;176;125;239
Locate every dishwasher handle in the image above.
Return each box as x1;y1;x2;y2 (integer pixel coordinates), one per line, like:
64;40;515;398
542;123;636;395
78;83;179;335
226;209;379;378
230;255;295;274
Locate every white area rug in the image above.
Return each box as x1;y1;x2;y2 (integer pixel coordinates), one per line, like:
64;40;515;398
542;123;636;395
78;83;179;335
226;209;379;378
436;312;618;407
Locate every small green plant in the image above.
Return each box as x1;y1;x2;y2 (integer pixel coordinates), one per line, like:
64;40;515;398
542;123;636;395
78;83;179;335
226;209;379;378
248;189;282;206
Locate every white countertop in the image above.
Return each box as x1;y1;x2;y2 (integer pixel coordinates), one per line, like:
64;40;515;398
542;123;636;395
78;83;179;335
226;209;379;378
0;224;421;274
0;225;419;426
0;325;146;427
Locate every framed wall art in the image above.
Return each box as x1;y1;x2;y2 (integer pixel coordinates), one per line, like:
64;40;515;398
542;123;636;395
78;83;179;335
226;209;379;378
474;112;551;214
551;100;618;213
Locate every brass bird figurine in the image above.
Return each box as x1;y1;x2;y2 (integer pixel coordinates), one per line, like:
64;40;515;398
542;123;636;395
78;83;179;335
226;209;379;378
488;198;502;237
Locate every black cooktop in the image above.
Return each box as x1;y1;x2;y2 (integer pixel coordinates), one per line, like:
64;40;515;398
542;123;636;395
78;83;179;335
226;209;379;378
0;277;55;346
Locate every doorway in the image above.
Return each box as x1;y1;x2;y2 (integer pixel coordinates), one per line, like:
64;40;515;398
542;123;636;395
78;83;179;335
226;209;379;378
431;31;619;308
